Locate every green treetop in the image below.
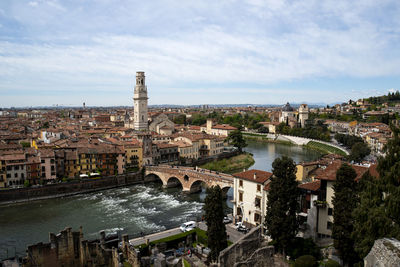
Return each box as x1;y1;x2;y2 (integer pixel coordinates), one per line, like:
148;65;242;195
332;163;359;265
265;156;300;256
203;185;228;262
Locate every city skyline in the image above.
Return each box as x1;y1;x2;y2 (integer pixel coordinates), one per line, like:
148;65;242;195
1;0;400;107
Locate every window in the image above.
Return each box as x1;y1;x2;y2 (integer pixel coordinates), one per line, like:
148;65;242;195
239;180;243;187
14;173;18;178
328;208;333;216
254;213;261;223
239;192;243;202
327;221;332;230
257;184;261;192
15;166;19;170
255;197;261;208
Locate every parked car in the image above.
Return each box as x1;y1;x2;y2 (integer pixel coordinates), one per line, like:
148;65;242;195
235;222;249;233
180;221;197;232
223;216;232;224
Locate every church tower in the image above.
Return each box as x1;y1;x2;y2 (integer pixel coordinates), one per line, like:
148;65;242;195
298;104;309;128
133;71;149;131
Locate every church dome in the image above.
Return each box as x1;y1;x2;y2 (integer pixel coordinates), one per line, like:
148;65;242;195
282;102;294;112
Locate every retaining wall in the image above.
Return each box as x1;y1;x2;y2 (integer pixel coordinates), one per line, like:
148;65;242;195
0;172;142;204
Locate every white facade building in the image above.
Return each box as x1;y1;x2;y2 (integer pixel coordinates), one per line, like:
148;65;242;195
232;169;272;227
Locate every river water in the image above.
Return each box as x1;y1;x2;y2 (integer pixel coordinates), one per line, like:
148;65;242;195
0;141;321;259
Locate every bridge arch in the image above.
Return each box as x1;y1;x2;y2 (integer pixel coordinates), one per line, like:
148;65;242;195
144;173;163;183
166;177;183;189
189;180;205;193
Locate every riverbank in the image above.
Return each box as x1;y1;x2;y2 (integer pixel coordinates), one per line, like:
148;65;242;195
243;133;294;146
199;152;255;174
0;172;142;206
243;132;348;156
305;141;347;156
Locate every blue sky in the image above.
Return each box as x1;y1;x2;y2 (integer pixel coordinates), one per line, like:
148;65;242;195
0;0;399;107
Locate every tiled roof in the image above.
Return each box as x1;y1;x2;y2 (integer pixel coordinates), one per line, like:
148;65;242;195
233;169;272;184
315;160;369;181
298;180;321;192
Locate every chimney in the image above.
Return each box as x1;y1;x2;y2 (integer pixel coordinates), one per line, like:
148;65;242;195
254;172;257;180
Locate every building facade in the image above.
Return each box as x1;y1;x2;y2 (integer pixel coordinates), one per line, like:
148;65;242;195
232;169;272;227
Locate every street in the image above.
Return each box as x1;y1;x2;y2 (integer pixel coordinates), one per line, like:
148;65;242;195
129;221;245;246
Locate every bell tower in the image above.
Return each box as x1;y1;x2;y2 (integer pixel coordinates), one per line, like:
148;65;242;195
133;71;149;131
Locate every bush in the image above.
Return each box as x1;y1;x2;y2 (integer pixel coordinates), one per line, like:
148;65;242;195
322;259;341;267
287;237;321;260
294;255;317;267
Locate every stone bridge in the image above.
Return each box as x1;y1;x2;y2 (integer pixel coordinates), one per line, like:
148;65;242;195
144;165;234;193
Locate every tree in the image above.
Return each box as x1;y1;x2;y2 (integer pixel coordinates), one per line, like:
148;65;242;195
24;179;30;187
332;163;359;265
265;156;300;256
352;171;394;259
203;185;227;262
349;142;371;163
226;130;247;152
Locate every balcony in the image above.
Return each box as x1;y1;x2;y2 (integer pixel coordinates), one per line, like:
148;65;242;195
313;200;328;208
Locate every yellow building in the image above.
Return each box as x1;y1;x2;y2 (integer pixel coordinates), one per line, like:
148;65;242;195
77;149;97;175
65;151;79;178
295;161;319;182
124;140;143;171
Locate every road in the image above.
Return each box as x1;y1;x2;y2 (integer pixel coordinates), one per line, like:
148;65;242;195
129;221;245;246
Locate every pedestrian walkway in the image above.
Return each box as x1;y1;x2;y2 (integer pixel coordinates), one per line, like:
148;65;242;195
129;227;181;246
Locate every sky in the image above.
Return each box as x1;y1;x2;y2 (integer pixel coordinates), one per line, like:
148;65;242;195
0;0;399;107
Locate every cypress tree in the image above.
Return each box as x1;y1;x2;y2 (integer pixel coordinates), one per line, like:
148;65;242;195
332;163;358;265
265;156;300;256
352;125;400;259
377;125;400;226
203;185;227;262
352;171;393;259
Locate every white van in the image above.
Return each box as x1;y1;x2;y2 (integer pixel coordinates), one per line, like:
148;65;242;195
180;221;197;232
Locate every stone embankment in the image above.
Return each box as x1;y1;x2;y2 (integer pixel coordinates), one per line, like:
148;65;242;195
243;132;350;155
0;172;142;205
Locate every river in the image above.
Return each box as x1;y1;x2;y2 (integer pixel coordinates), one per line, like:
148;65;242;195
0;141;321;260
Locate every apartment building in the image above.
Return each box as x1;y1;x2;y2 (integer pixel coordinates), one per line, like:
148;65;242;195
232;169;272;227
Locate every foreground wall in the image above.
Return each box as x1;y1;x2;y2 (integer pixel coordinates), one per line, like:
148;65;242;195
218;225;275;267
23;227;119;267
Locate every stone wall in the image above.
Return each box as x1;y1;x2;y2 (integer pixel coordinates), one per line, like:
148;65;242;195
218;225;275;267
121;234;141;267
23;227;120;267
364;238;400;267
0;172;142;204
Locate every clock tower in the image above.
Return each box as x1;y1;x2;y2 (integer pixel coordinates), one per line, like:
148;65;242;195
133;71;149;131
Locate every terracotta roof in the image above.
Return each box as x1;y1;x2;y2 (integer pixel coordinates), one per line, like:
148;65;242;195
212;124;237;130
298;180;321;192
315;160;369;181
368;164;380;178
171;140;192;148
233;169;272;184
157;143;178;149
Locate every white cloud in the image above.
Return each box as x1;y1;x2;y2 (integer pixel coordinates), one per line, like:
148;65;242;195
28;1;38;7
0;0;399;106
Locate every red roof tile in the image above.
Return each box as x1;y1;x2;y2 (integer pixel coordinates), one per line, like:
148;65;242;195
298;180;321;191
233;169;272;184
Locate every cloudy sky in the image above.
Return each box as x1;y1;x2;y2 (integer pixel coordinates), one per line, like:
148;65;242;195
0;0;399;107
